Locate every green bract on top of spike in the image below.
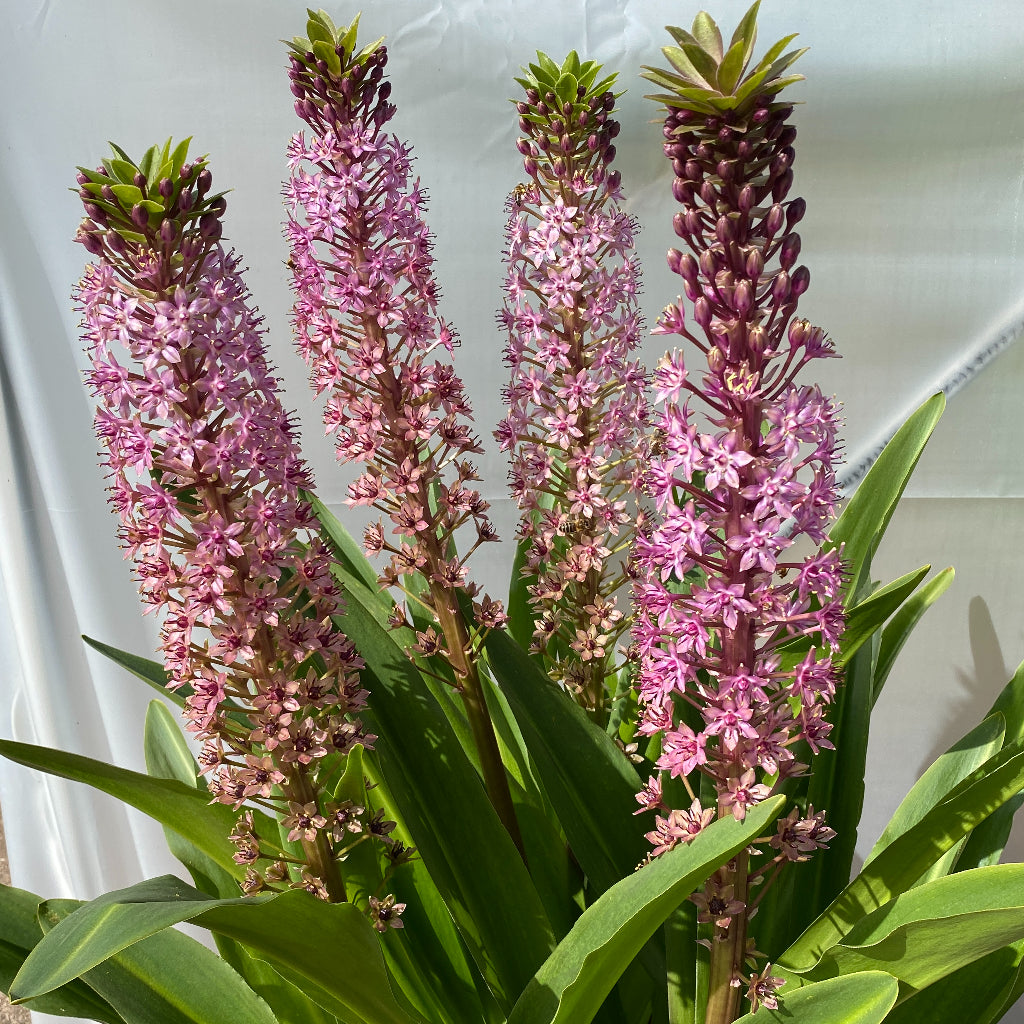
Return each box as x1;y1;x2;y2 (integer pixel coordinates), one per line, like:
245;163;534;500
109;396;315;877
641;1;806;118
513;49;619;114
76;139;227;239
285;9;383;77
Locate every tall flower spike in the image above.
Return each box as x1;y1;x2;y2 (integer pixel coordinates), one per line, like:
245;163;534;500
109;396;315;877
284;11;524;854
497;52;650;724
634;6;841;1020
76;141;404;910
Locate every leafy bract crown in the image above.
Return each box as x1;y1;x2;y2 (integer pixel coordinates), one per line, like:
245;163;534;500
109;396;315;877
641;1;806;119
513;49;619;115
286;9;383;77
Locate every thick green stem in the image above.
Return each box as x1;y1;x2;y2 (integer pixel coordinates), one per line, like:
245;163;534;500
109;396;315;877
704;851;749;1024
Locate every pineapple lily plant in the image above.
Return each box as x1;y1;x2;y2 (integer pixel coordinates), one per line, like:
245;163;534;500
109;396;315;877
4;6;1024;1024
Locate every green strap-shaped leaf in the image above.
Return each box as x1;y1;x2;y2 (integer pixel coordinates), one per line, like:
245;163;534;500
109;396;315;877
336;582;556;1011
732;971;898;1024
0;885;125;1022
957;656;1024;871
12;876;421;1024
881;939;1024;1024
82;634;188;708
35;899;280;1024
302;489;380;592
865;712;1005;882
506;797;785;1024
0;739;246;881
781;740;1024;972
790;864;1024;998
872;567;954;707
836;565;930;667
483;627;650;897
143;703;337;1024
828;393;945;601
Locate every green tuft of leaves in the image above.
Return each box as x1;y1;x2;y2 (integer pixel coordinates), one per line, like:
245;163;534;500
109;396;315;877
513;49;619;117
641;1;806;117
285;9;384;75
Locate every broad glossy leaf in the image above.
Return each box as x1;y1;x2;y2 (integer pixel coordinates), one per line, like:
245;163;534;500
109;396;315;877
35;899;279;1024
82;634;187;708
836;566;930;667
336;582;556;1011
872;567;954;706
142;705;332;1024
828;393;945;600
781;740;1024;971
0;739;245;881
483;627;650;898
876;939;1024;1024
690;11;724;61
794;865;1024;998
865;712;1004;884
0;885;124;1023
303;489;379;592
958;657;1024;870
13;876;420;1024
506;798;785;1024
732;971;898;1024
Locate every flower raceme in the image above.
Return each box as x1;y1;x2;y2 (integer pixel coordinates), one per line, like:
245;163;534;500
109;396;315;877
283;12;524;852
633;4;842;1016
497;51;650;722
75;141;404;915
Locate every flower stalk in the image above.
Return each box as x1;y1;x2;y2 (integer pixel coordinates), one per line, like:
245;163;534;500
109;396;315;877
634;5;843;1018
75;140;405;914
497;51;650;724
283;11;523;855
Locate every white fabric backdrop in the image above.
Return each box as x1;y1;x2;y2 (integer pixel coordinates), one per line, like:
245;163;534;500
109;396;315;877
2;1;1024;1020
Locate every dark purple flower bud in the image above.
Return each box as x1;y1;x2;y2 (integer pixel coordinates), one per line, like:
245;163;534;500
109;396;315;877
159;177;174;198
523;158;538;177
699;249;717;278
199;212;221;239
780;233;802;270
715;216;735;243
552;157;566;176
133;172;146;190
107;231;127;256
605;144;617;163
786;197;807;228
778;126;797;147
738;185;755;213
196;169;212;196
791;265;810;296
734;279;754;316
608;120;620;138
772;170;794;201
536;101;548;115
667;248;683;275
76;172;89;185
516;138;531;155
180;162;193;179
78;230;104;255
745;249;764;280
160;219;176;243
607;169;621;192
752;107;770;125
672;212;688;239
210;196;227;216
716;159;733;181
180;235;202;260
737;140;753;160
693;297;712;329
131;204;149;228
684;160;701;182
179;189;195;212
84;202;103;221
551;118;564;134
672;179;694;205
588;134;599;151
516;102;529;115
290;81;305;99
560;134;572;153
700;181;717;205
771;271;791;302
379;81;392;101
683;278;701;302
526;88;539;103
679;253;699;284
684;210;703;235
764;203;784;236
101;184;115;203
